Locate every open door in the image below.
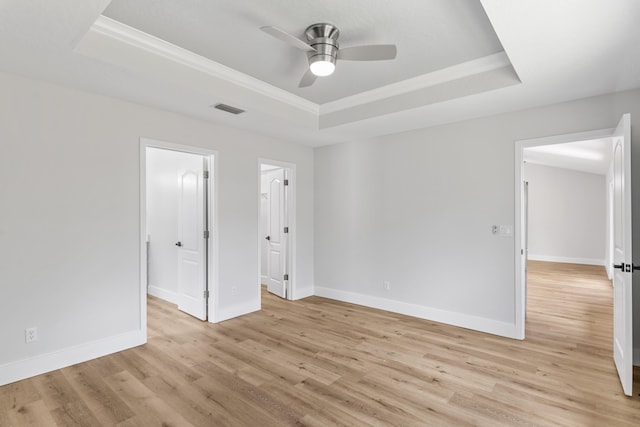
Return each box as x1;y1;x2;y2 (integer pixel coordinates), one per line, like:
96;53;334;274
612;113;633;396
176;159;208;320
523;180;529;318
265;168;288;298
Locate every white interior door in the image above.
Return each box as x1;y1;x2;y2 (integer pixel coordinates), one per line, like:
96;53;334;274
177;163;207;320
266;169;287;298
612;113;633;396
523;180;529;317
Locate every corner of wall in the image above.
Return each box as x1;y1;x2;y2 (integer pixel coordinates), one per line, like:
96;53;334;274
215;299;260;323
293;286;314;300
148;286;180;305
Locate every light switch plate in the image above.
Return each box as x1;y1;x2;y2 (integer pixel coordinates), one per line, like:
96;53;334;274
499;225;513;237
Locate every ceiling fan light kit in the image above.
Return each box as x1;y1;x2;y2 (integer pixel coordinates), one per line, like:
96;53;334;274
309;58;335;76
306;23;339;77
260;22;397;87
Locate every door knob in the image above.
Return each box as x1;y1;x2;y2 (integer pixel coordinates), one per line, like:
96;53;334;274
175;241;182;247
265;236;271;241
613;263;624;270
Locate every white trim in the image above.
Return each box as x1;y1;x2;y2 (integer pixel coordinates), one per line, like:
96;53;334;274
88;16;318;115
293;287;314;300
148;285;180;305
321;52;512;114
0;330;144;386
139;144;148;335
528;254;605;266
81;17;515;121
140;138;219;324
514;127;615;341
217;300;260;323
314;287;519;339
257;158;297;302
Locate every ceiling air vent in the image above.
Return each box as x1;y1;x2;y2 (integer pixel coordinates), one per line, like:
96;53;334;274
212;103;245;115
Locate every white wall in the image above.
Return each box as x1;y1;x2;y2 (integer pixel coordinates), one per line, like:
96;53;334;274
0;71;314;385
2;69;640;385
524;163;606;265
146;148;203;304
315;88;640;343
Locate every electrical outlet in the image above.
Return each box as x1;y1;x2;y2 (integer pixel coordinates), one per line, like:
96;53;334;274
25;327;37;343
383;281;391;291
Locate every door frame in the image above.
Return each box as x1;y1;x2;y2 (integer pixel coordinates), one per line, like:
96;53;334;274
140;138;219;326
257;158;297;301
514;127;614;339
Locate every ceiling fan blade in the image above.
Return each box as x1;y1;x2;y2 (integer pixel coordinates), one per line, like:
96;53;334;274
338;44;397;61
260;26;316;52
298;69;317;88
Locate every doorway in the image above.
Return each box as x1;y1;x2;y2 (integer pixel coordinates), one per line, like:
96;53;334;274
258;159;295;301
514;115;633;395
140;138;217;323
522;139;613;314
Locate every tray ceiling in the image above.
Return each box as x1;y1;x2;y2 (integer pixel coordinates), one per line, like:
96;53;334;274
0;1;639;146
103;0;505;105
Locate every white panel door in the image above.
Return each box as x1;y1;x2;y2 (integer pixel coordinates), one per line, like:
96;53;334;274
177;166;207;320
612;113;633;396
523;180;529;317
266;169;287;298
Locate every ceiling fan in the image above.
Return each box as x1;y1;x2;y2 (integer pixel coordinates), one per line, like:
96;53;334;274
260;23;397;88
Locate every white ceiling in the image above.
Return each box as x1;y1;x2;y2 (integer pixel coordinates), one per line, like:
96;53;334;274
102;0;504;104
0;0;639;147
524;138;613;175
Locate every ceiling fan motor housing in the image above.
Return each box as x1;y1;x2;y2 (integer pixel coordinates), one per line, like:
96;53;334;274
305;23;339;70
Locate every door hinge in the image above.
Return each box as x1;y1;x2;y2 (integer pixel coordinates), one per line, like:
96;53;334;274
284;274;289;281
204;290;210;298
283;226;289;234
203;170;210;179
204;230;210;239
284;179;289;186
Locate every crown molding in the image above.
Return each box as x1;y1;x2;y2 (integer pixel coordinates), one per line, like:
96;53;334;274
78;16;518;130
320;51;514;114
89;16;319;115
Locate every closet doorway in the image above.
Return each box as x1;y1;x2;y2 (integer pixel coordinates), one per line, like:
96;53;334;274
258;160;296;300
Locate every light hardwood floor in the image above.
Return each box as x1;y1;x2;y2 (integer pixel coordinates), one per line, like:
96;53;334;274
1;261;639;426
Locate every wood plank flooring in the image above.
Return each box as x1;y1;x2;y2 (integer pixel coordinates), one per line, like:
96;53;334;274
2;261;640;426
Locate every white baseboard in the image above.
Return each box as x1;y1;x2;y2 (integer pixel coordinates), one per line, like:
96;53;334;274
314;287;519;339
528;254;605;266
215;299;260;323
0;330;145;386
148;285;179;305
260;275;268;285
293;286;314;300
